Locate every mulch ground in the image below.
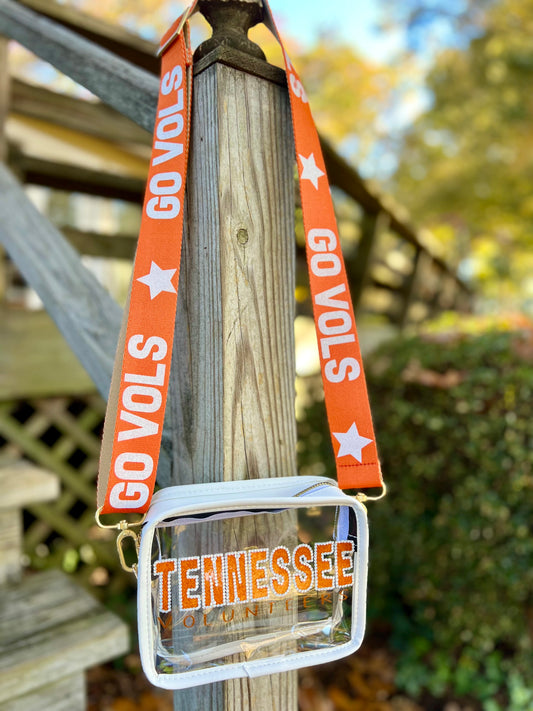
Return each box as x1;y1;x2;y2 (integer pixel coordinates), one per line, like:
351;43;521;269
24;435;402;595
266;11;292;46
87;641;428;711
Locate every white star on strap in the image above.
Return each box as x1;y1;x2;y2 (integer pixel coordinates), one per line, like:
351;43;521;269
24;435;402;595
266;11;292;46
333;422;373;463
298;152;325;189
137;261;177;300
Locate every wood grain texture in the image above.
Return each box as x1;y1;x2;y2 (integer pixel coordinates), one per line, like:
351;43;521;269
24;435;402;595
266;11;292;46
0;460;59;587
16;154;145;202
11;78;151;146
168;61;297;710
16;0;159;74
0;38;8;162
0;164;121;399
167;65;223;487
0;509;20;585
0;308;94;398
0;460;59;509
0;154;174;484
168;66;297;487
60;226;137;260
218;66;297;482
2;672;85;711
0;0;158;132
0;37;8;302
0;569;129;703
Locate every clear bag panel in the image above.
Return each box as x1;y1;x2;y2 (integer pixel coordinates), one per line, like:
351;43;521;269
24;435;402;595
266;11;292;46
150;504;358;675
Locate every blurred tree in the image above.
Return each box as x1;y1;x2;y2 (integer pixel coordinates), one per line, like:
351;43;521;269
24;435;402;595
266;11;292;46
286;34;404;164
388;0;533;309
381;0;493;53
71;0;184;36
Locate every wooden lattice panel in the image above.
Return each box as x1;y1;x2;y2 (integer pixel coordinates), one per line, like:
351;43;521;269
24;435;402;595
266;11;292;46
0;394;126;587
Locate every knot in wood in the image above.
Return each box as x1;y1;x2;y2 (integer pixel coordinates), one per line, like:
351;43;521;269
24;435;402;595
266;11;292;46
237;228;249;244
195;0;266;62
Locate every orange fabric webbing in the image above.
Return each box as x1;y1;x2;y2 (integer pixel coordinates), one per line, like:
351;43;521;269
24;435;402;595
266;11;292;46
98;3;382;514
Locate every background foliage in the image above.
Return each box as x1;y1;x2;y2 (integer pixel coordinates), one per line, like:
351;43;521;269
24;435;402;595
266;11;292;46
298;316;533;709
387;0;533;310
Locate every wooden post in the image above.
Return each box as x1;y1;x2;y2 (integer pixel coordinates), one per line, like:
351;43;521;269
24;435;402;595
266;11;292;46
349;210;388;313
397;244;422;328
167;1;297;709
427;258;444;318
0;38;8;163
0;37;9;300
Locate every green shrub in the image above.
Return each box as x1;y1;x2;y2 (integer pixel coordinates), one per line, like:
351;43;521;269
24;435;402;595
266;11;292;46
298;319;533;708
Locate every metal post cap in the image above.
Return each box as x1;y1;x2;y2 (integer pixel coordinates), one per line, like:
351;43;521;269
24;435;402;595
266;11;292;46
195;0;266;62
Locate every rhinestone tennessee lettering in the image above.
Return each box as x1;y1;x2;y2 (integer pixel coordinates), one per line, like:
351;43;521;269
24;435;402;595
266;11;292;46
153;540;354;613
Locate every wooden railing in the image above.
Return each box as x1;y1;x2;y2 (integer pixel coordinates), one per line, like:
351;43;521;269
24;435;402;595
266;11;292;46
0;0;471;331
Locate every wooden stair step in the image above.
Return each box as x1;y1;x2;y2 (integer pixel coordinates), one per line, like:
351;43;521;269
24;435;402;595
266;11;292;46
0;460;61;585
0;459;60;510
0;674;85;711
0;569;129;704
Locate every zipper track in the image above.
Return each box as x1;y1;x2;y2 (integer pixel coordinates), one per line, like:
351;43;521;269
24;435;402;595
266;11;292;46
294;481;337;497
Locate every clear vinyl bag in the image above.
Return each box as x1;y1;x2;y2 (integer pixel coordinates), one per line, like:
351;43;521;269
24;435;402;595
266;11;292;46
137;476;368;689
